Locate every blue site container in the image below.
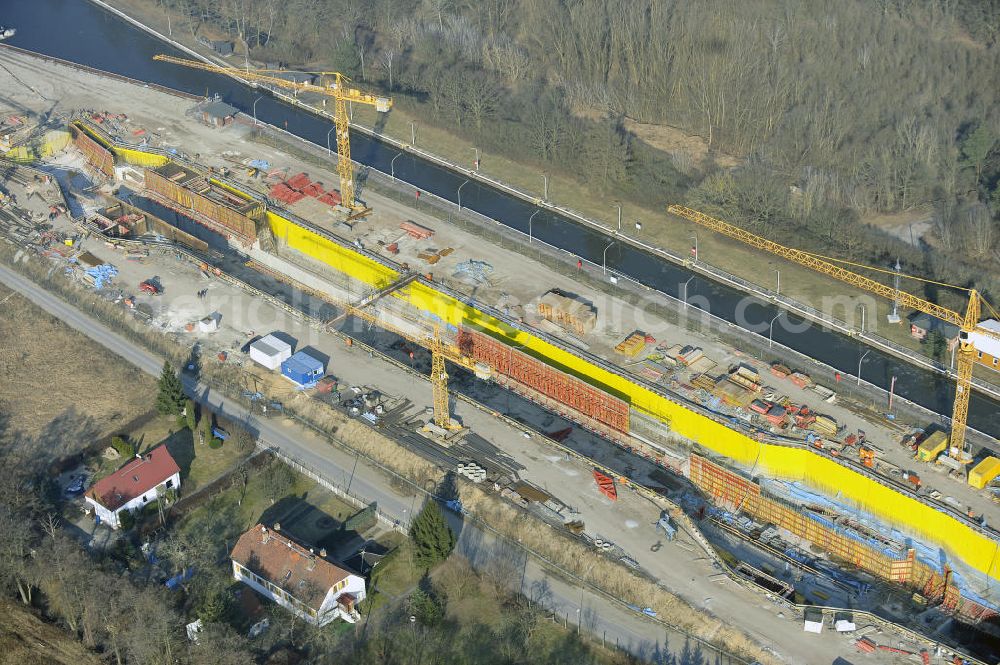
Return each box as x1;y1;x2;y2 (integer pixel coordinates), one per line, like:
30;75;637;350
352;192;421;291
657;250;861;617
281;351;324;386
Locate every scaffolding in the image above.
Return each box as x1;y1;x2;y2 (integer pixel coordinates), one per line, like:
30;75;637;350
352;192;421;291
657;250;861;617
688;455;999;625
144;163;261;241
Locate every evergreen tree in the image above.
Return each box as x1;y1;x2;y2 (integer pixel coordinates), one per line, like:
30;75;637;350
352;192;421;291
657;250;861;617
196;580;229;623
409;500;455;568
185;399;196;431
201;411;214;446
409;575;444;626
155;361;185;415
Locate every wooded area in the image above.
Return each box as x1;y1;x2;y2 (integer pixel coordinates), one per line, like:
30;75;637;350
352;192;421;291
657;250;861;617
157;0;1000;306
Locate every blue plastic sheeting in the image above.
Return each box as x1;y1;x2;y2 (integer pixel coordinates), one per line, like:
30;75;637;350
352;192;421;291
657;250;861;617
165;567;195;590
84;263;118;289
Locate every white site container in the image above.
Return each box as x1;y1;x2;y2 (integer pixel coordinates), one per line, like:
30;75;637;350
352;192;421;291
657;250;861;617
249;334;292;370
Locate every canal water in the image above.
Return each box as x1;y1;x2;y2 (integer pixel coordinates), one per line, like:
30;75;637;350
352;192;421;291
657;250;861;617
6;0;998;439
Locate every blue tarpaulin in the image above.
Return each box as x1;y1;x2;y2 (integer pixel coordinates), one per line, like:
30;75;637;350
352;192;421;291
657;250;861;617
84;263;118;289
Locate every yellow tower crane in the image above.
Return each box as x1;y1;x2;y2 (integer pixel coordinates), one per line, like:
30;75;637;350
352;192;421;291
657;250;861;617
152;54;392;211
429;325;455;429
326;273;461;431
667;204;1000;459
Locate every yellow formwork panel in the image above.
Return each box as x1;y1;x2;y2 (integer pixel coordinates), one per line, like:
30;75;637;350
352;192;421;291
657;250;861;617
211;177;255;202
248;188;1000;584
265;211;398;289
114;147;170;168
4;130;72;163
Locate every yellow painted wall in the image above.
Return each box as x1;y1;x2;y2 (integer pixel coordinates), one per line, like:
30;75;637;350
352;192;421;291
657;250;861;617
148;152;1000;583
265;211;398;289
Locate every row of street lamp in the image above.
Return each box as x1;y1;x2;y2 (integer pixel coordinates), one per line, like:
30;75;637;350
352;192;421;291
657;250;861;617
293;110;880;391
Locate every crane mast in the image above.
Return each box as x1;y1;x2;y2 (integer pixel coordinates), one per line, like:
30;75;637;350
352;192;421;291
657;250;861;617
667;204;1000;457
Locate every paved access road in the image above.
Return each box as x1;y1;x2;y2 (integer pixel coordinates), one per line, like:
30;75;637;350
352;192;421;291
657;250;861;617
0;262;747;664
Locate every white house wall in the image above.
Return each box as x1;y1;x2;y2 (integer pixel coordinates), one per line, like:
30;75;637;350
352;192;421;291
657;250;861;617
85;471;180;529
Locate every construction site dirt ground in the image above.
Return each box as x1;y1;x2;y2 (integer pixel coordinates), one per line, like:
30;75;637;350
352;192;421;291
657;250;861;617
1;46;994;528
0;48;987;664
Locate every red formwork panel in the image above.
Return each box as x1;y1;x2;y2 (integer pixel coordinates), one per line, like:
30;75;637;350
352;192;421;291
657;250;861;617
458;329;629;433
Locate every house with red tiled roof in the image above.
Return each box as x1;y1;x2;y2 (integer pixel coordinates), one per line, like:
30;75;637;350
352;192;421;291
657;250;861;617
84;444;180;529
231;523;365;625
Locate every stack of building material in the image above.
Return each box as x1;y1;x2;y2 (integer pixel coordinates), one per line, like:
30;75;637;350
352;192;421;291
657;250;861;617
317;191;342;207
285;172;310;189
789;371;813;388
592;470;617;500
614;332;646;357
400;221;434;239
728;364;762;392
812;414;839;436
749;399;772;415
301;181;325;197
770;362;792;378
691;373;717;391
453;260;494;285
810;384;837;403
536;290;597;336
636;364;665;383
270;172;341;207
677;346;704;365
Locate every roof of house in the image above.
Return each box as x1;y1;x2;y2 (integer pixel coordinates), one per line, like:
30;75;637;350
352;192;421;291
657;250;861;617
970;319;1000;358
231;524;352;611
251;334;292;357
281;351;323;376
908;312;960;338
87;444;180;511
202;100;238;119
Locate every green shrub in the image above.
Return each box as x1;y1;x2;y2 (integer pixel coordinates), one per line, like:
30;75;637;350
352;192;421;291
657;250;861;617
111;436;135;458
208;437;223;449
117;509;136;531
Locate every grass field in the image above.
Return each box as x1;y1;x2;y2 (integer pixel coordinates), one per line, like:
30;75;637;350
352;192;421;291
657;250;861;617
0;285;156;440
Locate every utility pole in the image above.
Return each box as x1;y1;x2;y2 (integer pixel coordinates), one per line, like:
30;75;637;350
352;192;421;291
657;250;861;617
887;259;901;323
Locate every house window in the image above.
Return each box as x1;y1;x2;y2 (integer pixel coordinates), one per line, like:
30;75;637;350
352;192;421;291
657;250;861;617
142;495;148;503
993;357;998;366
978;351;983;359
165;479;174;488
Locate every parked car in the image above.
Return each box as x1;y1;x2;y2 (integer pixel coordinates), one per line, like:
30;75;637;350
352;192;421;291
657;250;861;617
64;475;86;496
